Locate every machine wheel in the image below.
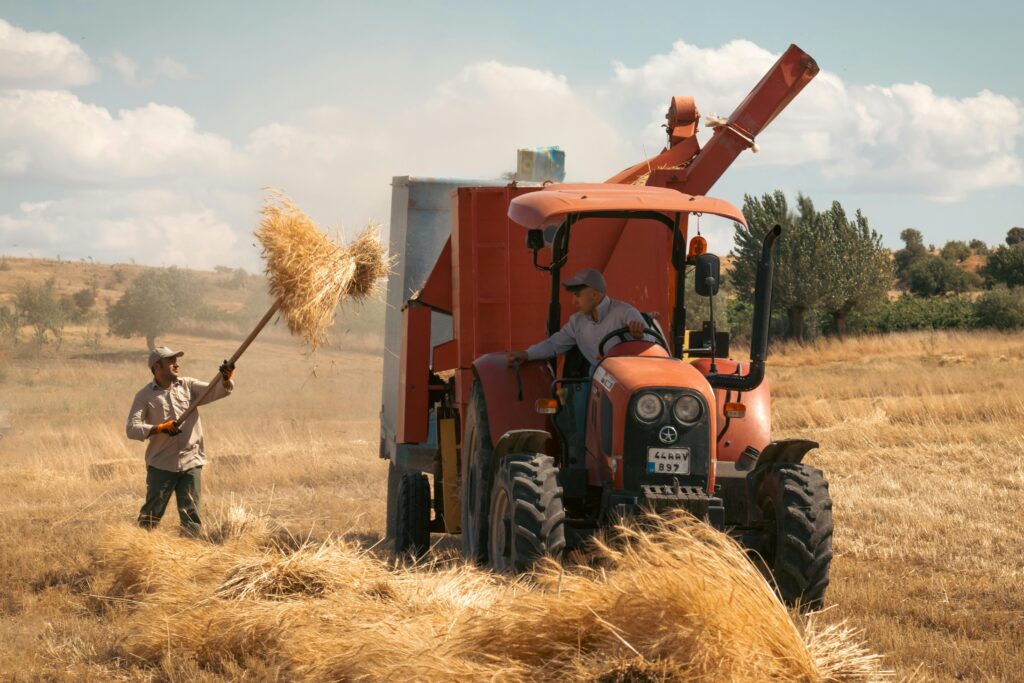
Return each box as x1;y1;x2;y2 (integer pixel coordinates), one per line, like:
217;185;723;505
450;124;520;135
756;463;833;611
487;452;566;572
432;455;445;530
385;459;400;540
395;471;431;558
461;382;495;564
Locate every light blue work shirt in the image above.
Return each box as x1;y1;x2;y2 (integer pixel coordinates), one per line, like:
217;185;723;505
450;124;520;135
525;296;646;367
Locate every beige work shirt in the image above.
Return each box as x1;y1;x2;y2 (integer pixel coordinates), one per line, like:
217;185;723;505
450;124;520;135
126;376;233;472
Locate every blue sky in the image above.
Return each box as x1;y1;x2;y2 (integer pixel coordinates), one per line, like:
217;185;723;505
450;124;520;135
1;1;1021;269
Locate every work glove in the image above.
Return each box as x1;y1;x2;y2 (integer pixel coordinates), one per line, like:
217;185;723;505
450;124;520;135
154;420;180;436
219;360;235;381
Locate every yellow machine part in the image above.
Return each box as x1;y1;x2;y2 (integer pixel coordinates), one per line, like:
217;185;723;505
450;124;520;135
439;416;461;533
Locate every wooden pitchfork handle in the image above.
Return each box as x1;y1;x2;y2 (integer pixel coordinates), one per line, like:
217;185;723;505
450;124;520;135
175;300;281;427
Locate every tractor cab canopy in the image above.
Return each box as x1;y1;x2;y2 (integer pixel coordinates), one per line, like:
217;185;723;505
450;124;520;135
508;183;746;230
509;183;745;357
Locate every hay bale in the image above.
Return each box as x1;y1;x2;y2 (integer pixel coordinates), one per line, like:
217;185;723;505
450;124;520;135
256;192;389;350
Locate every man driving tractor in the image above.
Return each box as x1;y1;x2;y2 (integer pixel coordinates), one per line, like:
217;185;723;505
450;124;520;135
506;267;646;369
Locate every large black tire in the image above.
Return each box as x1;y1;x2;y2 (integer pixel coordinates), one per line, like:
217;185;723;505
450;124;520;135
756;463;833;611
488;453;566;572
395;471;431;558
432;455;445;531
385;459;400;540
461;382;494;564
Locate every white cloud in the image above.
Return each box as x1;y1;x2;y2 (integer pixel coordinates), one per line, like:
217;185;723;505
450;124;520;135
0;89;233;182
407;61;631;180
0;190;238;269
0;18;98;87
3;31;1022;270
103;50;140;84
612;40;1024;200
232;62;633;241
153;56;195;81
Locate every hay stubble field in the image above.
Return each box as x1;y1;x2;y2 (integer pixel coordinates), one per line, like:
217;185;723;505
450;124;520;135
1;306;1022;680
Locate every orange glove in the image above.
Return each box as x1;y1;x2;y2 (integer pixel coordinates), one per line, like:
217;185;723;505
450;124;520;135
219;360;235;381
154;420;180;436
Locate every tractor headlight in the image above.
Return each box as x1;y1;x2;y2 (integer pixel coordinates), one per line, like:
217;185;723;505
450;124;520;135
634;393;663;422
673;395;702;424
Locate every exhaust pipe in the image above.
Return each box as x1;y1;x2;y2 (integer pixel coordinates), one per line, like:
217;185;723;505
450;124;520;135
705;225;780;391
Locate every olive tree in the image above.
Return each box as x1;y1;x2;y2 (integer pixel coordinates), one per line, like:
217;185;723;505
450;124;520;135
108;268;203;350
730;192;891;339
817;203;892;337
730;191;827;339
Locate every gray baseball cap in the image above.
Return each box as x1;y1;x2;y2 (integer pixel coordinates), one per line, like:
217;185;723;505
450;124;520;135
562;268;606;294
148;346;184;368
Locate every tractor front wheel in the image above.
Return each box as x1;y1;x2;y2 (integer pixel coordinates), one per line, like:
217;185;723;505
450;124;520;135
756;463;833;611
487;452;566;572
395;471;431;558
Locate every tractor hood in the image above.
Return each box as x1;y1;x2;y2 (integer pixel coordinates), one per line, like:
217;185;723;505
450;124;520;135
596;356;716;403
508;183;747;229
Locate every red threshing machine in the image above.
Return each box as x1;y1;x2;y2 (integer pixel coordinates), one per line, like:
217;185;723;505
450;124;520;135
381;45;832;609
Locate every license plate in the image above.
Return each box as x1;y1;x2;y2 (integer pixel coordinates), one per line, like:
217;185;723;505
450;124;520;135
647;447;691;474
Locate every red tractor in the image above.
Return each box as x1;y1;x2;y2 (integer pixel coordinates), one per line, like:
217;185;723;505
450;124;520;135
381;45;832;609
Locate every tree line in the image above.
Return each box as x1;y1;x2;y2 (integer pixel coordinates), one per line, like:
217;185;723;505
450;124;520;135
724;191;1024;339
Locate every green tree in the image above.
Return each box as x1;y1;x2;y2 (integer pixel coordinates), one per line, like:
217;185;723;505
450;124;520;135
983;243;1024;288
817;203;893;338
731;192;890;340
906;255;976;295
894;228;928;282
14;278;70;345
1006;227;1024;246
969;238;989;254
730;191;828;339
108;268;203;350
940;240;971;262
868;294;976;331
975;287;1024;329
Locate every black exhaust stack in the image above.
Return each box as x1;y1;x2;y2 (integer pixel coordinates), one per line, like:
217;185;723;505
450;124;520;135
705;224;781;391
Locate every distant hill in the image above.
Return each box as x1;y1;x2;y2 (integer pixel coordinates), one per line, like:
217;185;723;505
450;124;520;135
0;256;386;348
0;256;257;316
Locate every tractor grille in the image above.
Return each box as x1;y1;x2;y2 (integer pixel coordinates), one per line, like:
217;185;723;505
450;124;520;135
622;388;711;493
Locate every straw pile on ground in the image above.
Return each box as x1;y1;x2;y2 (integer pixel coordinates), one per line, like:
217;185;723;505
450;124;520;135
256;192;389;349
84;511;888;682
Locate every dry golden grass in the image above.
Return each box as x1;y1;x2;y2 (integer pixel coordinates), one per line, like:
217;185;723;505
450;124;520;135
70;512;884;682
1;313;1021;680
256;192;389;350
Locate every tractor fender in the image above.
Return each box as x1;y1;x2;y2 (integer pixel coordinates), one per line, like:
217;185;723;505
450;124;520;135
494;430;552;461
690;358;772;463
745;439;820;520
472;352;554;449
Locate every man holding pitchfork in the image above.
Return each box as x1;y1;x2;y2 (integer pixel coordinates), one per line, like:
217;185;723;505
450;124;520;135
126;346;235;534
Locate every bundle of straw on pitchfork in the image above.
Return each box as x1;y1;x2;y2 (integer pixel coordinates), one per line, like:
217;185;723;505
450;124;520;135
175;192;390;427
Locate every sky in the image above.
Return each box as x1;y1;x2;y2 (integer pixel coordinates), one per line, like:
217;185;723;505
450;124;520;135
1;1;1022;270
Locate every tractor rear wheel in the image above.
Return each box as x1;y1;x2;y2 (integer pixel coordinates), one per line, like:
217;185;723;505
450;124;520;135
756;463;833;611
487;452;566;572
395;471;431;558
385;459;400;540
461;382;495;564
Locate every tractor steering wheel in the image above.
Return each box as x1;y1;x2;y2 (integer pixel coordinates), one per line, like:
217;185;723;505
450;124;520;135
598;326;670;357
